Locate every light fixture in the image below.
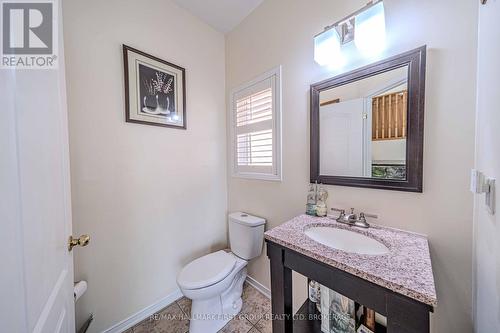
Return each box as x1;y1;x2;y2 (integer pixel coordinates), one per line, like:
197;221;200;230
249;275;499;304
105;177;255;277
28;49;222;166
354;1;386;56
314;1;386;66
313;28;343;68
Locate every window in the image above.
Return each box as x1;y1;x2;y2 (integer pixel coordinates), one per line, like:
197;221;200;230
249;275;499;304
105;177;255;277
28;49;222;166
230;66;282;180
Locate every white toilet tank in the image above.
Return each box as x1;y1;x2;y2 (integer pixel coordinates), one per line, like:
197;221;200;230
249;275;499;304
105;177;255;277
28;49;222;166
228;212;266;260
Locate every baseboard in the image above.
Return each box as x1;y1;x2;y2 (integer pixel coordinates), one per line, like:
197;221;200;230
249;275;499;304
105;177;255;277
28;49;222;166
102;288;183;333
246;275;271;299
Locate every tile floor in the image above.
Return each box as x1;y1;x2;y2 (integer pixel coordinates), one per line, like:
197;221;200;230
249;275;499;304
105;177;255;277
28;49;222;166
124;282;272;333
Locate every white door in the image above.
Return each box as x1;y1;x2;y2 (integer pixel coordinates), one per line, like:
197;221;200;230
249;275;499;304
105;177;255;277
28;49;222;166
0;1;76;332
474;0;500;332
320;99;365;177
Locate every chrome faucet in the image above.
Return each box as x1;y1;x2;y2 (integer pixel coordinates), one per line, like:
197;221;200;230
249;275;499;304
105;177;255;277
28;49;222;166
330;208;377;228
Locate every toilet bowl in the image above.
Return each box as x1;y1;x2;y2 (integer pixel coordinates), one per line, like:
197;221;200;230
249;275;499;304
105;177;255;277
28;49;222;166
176;212;266;333
177;251;247;332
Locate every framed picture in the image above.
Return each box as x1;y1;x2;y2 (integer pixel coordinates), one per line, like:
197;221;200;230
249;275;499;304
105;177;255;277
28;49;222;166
123;45;186;129
321;285;356;333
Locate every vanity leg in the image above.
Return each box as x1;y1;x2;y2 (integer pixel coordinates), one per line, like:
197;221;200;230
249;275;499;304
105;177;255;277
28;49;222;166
267;243;293;333
386;293;430;333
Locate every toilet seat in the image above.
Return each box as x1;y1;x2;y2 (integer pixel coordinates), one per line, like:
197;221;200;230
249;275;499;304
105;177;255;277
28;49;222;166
177;250;237;290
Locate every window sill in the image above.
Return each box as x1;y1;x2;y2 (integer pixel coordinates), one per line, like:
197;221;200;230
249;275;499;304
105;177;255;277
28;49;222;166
232;172;282;182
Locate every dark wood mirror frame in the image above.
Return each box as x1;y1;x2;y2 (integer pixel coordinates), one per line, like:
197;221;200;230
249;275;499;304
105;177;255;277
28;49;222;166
310;46;426;192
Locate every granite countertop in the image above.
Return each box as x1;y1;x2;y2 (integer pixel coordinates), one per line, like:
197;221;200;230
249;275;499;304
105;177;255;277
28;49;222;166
264;214;437;307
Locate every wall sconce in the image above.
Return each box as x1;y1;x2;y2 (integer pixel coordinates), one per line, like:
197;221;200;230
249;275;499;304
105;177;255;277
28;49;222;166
314;0;386;67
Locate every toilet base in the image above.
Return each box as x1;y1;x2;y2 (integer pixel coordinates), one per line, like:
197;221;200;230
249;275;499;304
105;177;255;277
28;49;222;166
189;267;247;333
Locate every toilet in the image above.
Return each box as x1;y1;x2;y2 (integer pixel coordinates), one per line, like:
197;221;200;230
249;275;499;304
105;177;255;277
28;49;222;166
176;212;266;333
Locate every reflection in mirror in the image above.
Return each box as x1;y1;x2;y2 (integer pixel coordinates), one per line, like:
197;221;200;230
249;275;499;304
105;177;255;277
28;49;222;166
319;65;408;180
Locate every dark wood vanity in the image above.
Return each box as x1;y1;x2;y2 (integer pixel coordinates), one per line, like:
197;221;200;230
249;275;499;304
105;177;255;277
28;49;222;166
265;215;436;333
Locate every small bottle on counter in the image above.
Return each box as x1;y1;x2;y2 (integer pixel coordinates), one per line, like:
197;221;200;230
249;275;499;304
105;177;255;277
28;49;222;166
315;185;328;217
306;183;317;216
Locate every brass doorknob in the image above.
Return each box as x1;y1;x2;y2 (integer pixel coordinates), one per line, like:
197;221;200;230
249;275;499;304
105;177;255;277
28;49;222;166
68;235;90;251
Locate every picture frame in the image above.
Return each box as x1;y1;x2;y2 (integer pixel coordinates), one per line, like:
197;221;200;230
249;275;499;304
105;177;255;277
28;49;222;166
123;44;186;129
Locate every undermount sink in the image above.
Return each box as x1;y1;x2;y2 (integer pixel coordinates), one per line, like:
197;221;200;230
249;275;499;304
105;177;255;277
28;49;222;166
304;227;389;255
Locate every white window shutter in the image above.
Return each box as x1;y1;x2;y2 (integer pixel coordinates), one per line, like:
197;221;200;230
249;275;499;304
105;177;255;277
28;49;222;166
230;67;282;180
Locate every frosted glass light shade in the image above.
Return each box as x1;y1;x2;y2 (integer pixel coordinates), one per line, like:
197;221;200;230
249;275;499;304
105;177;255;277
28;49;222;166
354;1;386;56
314;28;343;68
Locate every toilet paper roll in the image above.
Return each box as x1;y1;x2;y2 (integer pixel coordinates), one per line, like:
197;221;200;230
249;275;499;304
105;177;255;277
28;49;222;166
74;281;87;301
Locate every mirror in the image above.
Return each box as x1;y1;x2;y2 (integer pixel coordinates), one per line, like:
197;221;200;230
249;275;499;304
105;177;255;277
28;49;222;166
311;46;426;192
319;65;408;180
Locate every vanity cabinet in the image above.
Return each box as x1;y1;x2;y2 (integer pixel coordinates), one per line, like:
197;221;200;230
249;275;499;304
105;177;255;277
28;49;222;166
267;241;432;333
264;215;436;333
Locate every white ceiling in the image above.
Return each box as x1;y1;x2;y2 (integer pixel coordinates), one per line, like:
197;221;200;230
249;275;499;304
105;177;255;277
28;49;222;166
174;0;264;34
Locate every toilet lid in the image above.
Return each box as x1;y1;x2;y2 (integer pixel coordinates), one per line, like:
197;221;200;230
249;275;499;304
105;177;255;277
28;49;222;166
177;250;237;290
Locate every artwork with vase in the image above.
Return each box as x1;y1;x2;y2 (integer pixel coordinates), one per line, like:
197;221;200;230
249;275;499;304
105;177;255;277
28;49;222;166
123;45;186;129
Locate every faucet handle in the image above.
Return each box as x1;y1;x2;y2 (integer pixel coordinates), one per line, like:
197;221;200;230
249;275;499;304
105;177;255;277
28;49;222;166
361;212;378;219
331;208;345;213
355;213;371;228
350;208;355;214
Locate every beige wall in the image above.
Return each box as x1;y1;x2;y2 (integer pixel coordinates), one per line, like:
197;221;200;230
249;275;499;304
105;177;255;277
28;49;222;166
474;0;500;331
226;0;477;332
63;0;227;331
